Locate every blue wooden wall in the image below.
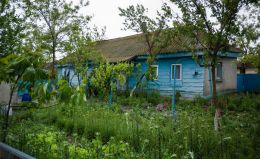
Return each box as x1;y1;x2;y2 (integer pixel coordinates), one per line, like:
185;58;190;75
237;74;260;92
128;57;205;98
57;66;79;86
57;65;93;86
57;57;205;98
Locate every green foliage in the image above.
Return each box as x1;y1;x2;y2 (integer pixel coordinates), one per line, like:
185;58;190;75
236;3;259;55
119;4;174;96
0;0;24;58
240;52;260;73
2;50;48;85
119;3;172;36
170;0;258;65
5;93;259;158
0;51;49;141
7;122;134;159
219;93;260;112
90;63;134;100
56;80;74;103
32;81;53;104
0;0;26;81
63;27;105;86
237;3;260;73
170;0;258;130
32;76;88;106
117;96;151;109
175;90;181;102
117;90;165;108
23;0;92;78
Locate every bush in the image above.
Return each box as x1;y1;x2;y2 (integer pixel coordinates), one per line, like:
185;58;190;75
117;96;150;108
6;93;260;159
117;89;163;108
221;93;260;112
146;91;162;105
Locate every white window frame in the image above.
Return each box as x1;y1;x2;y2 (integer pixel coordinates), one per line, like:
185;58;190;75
171;64;182;80
151;65;158;80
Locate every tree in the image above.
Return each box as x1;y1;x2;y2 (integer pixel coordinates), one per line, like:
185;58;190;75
90;63;134;101
170;0;258;130
239;49;260;73
119;4;173;96
0;0;24;57
1;51;48;142
236;3;260;73
0;0;24;80
0;0;49;142
23;0;91;80
63;27;105;86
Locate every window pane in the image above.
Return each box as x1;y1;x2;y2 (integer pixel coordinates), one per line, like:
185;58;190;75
172;65;181;80
216;63;222;79
176;65;181;79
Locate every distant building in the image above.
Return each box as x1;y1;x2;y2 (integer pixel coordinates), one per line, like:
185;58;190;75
237;62;259;74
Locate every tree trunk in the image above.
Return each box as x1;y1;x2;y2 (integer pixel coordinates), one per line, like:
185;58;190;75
130;74;145;97
1;85;15;142
211;65;221;131
51;51;55;80
51;40;56;80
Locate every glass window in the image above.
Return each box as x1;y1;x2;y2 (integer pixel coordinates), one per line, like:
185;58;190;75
172;64;181;80
216;62;222;80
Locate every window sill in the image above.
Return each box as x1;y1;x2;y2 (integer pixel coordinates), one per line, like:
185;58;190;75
171;78;182;80
216;79;223;82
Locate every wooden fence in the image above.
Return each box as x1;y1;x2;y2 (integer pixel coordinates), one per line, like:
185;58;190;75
237;74;260;92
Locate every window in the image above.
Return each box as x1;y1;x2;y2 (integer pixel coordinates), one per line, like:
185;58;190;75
151;65;158;80
171;64;182;80
216;62;222;80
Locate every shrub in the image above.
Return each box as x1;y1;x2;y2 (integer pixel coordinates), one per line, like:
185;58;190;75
6;93;260;159
146;90;162;105
117;96;150;108
56;117;66;130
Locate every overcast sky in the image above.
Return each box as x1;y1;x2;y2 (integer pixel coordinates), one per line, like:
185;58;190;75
84;0;178;39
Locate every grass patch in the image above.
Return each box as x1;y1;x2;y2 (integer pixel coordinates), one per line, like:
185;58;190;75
3;93;260;158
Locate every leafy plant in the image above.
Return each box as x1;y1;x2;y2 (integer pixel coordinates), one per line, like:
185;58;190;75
90;63;134;101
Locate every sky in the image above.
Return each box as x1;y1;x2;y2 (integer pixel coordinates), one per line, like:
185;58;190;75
83;0;177;39
71;0;258;44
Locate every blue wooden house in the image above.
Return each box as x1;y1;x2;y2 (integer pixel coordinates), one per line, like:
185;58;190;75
57;34;240;98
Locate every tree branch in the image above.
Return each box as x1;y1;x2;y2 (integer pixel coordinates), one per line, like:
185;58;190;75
191;0;213;34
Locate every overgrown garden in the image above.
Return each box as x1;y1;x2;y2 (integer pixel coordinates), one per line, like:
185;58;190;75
1;92;260;158
0;0;259;158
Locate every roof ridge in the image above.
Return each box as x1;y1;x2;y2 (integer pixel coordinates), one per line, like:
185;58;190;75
100;33;143;43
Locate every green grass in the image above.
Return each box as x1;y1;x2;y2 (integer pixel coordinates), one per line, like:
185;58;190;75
2;93;260;159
